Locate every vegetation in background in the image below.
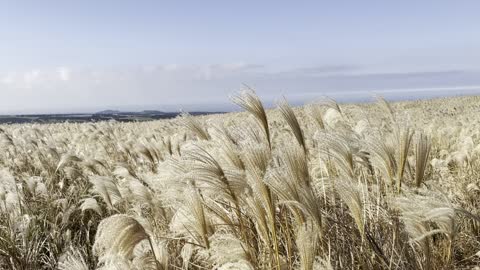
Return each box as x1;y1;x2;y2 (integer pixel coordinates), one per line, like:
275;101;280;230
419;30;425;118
1;92;480;269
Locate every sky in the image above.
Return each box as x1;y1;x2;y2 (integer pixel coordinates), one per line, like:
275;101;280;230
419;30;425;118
1;1;480;114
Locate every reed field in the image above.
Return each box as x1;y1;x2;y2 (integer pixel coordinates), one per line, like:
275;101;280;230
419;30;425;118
1;91;480;269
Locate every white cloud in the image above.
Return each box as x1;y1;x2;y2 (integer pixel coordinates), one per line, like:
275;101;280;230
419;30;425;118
0;72;15;84
23;70;41;86
57;67;71;81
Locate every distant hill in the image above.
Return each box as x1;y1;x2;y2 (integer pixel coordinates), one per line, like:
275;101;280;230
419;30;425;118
0;110;224;124
94;110;122;115
94;110;166;115
141;110;165;114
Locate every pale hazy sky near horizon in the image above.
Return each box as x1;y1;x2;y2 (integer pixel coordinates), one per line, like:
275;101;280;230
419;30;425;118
1;1;480;113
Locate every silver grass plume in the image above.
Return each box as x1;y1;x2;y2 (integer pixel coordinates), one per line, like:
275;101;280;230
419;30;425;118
182;113;211;140
241;141;271;176
58;246;88;270
296;223;318;270
244;166;282;268
278;98;307;153
93;214;151;260
414;132;431;188
95;254;132;270
56;153;82;172
79;197;102;215
318;97;343;116
183;145;247;202
171;187;213;249
316;132;366;178
183;144;250;247
394;195;458;267
132;252;160;270
367;135;397;190
218;261;254;270
312;257;334;270
232;120;265;145
231;89;271;149
244;194;270;247
335;180;366;239
211;125;245;170
282;142;310;187
374;94;395;122
131;238;168;270
89;176;123;210
394;127;414;192
307;103;325;130
209;233;252;267
267;144;323;230
127;179;154;207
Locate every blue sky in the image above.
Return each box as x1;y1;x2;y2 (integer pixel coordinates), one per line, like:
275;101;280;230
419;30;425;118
1;1;480;113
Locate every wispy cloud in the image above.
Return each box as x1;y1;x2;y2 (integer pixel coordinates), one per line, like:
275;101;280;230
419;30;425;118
1;64;479;114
